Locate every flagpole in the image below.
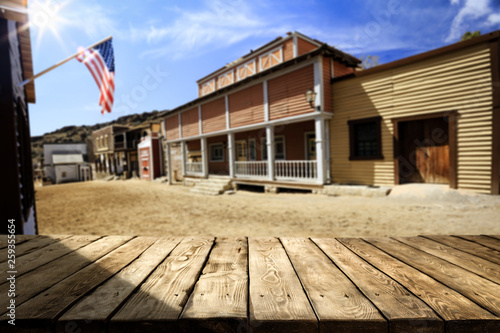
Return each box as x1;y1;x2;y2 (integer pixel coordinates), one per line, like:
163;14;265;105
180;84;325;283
18;36;112;87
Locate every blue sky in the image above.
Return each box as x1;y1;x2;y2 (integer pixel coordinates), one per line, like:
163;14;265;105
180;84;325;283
27;0;500;136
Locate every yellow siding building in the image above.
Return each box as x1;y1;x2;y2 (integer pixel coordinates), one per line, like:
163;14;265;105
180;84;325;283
331;31;500;194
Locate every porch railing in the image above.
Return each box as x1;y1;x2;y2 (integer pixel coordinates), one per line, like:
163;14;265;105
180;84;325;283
186;162;203;175
235;161;268;178
275;160;317;180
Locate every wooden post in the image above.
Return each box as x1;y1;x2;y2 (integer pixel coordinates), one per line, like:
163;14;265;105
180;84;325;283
201;137;208;178
315;117;326;184
266;126;275;180
227;133;235;178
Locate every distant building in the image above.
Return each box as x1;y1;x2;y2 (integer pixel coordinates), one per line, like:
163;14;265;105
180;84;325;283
92;124;160;178
43;143;91;184
92;125;130;176
138;123;164;180
0;1;38;234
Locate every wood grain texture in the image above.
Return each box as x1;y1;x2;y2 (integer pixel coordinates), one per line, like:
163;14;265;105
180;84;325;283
280;237;387;333
109;237;214;333
0;236;132;310
0;235;71;262
456;235;500;252
8;237;156;333
365;237;500;317
248;237;317;333
56;237;182;333
0;235;101;278
339;237;500;333
396;236;500;284
180;237;248;333
423;235;500;266
312;238;443;333
0;234;36;249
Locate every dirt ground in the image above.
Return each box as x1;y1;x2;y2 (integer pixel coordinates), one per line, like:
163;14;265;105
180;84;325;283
35;179;500;237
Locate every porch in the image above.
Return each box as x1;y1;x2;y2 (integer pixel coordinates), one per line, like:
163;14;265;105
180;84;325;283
167;117;331;185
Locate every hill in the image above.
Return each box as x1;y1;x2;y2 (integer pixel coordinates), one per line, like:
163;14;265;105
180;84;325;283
30;110;169;168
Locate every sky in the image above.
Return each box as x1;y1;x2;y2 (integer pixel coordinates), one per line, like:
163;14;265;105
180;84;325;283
26;0;500;136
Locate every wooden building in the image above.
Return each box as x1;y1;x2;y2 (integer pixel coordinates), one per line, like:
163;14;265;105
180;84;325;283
162;32;360;190
331;31;500;194
138;123;164;181
43;143;91;184
0;1;37;234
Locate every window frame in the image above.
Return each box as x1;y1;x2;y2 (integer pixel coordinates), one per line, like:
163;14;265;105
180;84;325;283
348;116;384;161
261;135;286;160
209;143;225;162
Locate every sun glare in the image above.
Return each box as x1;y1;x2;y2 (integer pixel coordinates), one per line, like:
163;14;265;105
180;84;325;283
29;0;71;52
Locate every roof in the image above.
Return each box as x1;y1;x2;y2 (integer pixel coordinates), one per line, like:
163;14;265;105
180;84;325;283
197;31;360;84
164;44;360;119
0;0;35;103
52;154;84;164
332;30;500;82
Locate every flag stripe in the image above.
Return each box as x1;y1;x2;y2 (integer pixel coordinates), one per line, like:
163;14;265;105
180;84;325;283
76;39;115;114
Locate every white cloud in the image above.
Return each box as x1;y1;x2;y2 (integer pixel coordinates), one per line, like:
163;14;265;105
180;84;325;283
488;13;500;25
450;0;460;5
445;0;494;42
131;0;289;59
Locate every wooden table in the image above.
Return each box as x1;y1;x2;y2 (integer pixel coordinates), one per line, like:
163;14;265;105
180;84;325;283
1;235;500;332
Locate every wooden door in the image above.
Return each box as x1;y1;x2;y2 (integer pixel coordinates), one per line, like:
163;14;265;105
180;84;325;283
306;134;316;160
399;117;449;184
236;140;247;162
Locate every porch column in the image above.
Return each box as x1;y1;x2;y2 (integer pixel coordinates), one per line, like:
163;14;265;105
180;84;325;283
201;137;208;178
228;133;236;178
166;143;173;185
315;117;326;184
266;126;275;181
181;141;186;177
325;119;331;183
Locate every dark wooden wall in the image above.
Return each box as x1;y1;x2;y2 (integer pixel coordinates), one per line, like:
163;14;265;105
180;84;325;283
0;18;37;234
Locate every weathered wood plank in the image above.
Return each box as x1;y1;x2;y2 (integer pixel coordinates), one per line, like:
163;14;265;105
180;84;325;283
423;235;500;266
248;237;318;333
56;237;182;333
179;237;248;333
0;235;36;249
0;235;101;278
339;237;500;333
109;237;214;333
489;235;500;241
312;238;443;333
396;236;500;284
0;236;132;310
364;237;500;317
456;235;500;252
6;237;157;333
281;237;387;333
0;235;71;262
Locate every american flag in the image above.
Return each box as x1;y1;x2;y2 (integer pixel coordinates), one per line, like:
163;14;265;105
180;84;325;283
76;39;115;114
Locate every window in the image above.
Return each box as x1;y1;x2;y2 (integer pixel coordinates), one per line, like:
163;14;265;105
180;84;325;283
209;143;224;162
261;136;286;160
348;117;383;160
248;139;256;161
